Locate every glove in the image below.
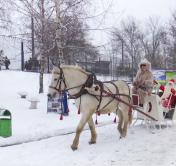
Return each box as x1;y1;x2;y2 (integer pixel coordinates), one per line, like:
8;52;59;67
153;80;158;85
171;88;176;95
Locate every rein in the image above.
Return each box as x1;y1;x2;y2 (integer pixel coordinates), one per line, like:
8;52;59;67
101;89;157;121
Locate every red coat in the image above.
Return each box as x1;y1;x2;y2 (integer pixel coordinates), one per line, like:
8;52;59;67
160;86;176;108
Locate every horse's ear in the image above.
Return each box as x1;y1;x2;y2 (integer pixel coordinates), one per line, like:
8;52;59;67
50;58;56;66
50;59;60;70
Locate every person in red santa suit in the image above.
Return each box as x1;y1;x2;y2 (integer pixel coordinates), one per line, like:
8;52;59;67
156;79;176;108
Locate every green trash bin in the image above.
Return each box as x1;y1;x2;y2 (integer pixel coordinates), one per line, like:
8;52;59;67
0;109;12;137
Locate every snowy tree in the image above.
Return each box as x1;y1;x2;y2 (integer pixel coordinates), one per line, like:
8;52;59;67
0;0;12;30
16;0;99;93
111;18;143;78
139;17;168;68
168;11;176;69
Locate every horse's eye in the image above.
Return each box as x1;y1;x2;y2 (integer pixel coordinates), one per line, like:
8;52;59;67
54;78;58;81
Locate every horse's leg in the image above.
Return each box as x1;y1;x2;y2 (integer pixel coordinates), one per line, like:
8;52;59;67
88;116;97;144
121;115;128;138
116;109;123;137
71;110;94;150
120;103;130;138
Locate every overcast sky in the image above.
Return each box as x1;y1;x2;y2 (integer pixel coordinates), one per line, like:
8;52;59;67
87;0;176;47
1;0;176;62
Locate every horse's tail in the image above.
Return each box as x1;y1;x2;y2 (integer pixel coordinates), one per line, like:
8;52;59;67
128;107;133;125
128;85;133;125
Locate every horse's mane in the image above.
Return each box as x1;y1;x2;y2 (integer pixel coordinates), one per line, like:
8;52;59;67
60;64;91;75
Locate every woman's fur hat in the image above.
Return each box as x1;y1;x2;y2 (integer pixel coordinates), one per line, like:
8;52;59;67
138;58;151;71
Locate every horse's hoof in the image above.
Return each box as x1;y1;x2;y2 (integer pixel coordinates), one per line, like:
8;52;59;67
119;136;125;139
71;145;78;151
89;141;96;144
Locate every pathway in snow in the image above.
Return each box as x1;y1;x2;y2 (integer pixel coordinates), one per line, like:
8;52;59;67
0;120;114;147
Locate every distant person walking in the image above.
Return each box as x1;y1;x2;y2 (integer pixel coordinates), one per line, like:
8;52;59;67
4;56;10;70
0;55;3;70
0;50;4;70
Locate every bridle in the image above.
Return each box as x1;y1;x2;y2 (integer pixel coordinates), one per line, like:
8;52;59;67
49;67;67;92
49;67;95;98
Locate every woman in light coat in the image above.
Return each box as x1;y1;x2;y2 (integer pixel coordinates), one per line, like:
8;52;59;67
132;59;153;107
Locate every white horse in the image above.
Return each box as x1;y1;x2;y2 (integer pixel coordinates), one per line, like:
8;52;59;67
48;65;132;150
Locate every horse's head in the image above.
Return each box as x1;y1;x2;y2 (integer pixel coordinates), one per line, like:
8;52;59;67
47;67;66;98
48;65;96;98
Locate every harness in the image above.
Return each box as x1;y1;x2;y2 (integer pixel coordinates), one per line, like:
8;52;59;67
93;81;130;111
49;67;131;110
49;67;157;121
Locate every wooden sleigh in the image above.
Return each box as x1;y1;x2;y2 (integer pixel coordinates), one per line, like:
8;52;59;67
132;93;176;129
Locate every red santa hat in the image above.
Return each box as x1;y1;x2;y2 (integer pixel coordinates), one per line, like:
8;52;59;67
168;79;175;85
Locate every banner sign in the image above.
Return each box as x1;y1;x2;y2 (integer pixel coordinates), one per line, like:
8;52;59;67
165;71;176;82
152;69;166;85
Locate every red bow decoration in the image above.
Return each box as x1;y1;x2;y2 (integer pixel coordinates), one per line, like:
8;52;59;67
159;85;165;91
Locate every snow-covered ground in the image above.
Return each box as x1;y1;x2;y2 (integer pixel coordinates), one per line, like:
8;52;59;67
0;70;176;166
